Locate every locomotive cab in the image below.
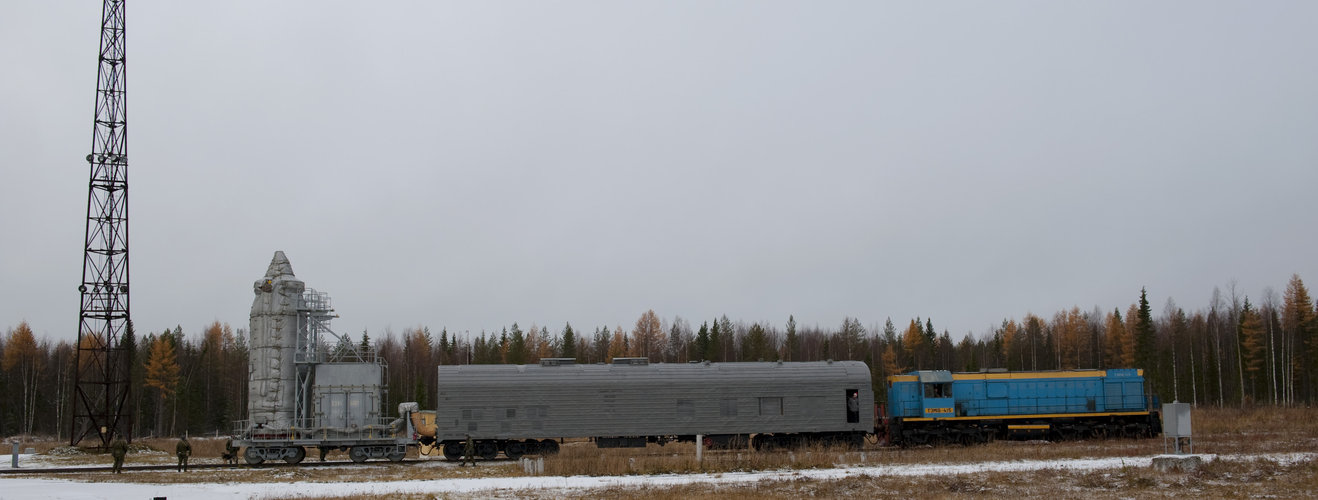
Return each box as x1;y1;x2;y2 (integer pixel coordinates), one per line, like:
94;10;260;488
917;370;955;418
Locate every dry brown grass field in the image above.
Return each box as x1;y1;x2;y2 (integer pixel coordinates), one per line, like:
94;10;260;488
6;407;1316;498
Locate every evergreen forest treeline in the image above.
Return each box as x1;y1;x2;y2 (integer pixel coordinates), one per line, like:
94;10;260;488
3;276;1316;441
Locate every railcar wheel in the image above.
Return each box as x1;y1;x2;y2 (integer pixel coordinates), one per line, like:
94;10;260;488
846;434;864;449
538;439;560;455
284;446;306;464
349;446;369;463
244;447;265;465
442;442;463;461
477;442;498;460
505;441;527;460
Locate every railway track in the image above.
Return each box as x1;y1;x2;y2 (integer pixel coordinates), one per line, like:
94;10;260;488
0;458;444;475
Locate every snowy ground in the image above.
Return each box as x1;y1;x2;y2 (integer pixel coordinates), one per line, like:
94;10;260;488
1;452;1312;500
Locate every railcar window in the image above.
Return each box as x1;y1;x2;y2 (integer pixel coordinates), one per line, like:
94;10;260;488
759;397;783;416
506;408;516;419
676;399;694;418
720;398;739;417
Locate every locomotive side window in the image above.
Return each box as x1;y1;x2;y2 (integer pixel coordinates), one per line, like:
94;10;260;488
924;383;951;398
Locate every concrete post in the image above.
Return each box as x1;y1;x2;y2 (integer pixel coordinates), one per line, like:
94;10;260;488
695;434;703;465
10;441;17;468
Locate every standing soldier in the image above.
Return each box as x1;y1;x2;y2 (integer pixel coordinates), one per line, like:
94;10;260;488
223;437;239;465
175;435;192;472
109;436;128;473
460;434;477;467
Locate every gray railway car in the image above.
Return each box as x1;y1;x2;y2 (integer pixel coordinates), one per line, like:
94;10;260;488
425;359;873;460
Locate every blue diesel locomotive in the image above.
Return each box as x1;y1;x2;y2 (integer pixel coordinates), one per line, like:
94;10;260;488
884;369;1162;446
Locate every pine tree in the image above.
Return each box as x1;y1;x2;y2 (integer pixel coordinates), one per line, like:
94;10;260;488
507;324;528;365
1134;288;1157;372
438;329;449;365
742;323;770;361
924;318;937;347
560;323;577;360
1239;297;1266;402
708;320;722;362
783;315;799;361
693;322;711;361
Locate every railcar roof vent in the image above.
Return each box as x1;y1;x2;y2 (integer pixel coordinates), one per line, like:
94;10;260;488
539;358;576;367
611;357;650;366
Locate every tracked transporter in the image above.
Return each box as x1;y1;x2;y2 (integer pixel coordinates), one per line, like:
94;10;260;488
233;251;419;464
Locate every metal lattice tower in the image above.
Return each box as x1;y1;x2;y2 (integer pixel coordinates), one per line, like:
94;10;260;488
72;0;132;447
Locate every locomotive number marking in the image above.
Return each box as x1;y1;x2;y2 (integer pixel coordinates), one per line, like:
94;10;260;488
926;408;953;414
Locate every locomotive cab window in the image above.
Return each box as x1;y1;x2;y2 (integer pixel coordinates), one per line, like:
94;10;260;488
924;383;951;398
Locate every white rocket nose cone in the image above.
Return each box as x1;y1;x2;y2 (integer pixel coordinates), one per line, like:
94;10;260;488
266;251;296;278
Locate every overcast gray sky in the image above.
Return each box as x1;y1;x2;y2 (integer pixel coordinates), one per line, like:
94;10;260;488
3;1;1316;344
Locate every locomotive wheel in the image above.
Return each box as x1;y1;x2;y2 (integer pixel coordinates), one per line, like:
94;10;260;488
505;441;527;460
386;449;405;462
284;446;306;464
245;445;264;467
477;442;498;460
538;439;560;455
442;442;463;461
349;446;369;463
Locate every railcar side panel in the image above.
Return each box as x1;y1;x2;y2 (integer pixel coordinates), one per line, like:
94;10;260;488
434;361;872;442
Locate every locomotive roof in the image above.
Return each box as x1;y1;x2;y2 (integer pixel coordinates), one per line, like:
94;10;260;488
889;368;1144;382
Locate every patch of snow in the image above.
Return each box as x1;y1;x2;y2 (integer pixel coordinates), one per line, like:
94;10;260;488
0;452;1310;499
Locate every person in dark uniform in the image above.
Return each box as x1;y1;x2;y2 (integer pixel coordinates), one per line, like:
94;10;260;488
109;437;128;473
175;435;192;472
460;434;477;467
847;391;860;423
222;437;239;465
